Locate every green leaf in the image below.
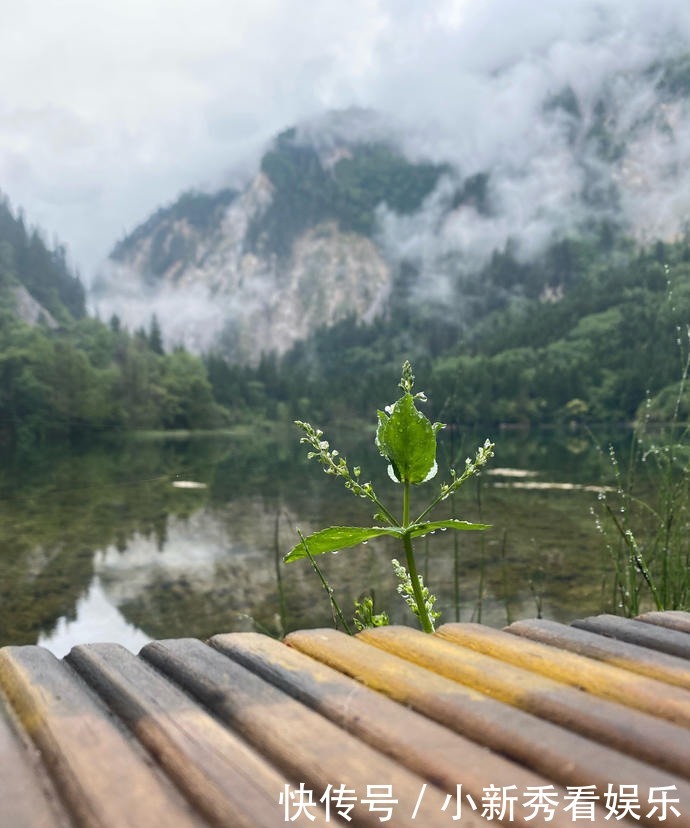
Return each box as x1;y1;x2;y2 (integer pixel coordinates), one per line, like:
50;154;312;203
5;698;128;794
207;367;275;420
375;393;443;484
406;518;490;539
284;525;402;562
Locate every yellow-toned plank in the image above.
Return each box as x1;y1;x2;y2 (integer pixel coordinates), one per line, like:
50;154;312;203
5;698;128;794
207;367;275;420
286;627;690;828
68;642;309;828
638;611;690;635
574;614;690;659
507;618;690;690
357;624;690;779
436;622;690;729
142;637;476;828
0;645;206;828
0;693;68;828
211;631;576;828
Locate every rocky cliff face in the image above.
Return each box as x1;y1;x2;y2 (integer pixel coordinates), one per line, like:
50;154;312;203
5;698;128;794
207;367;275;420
94;167;393;363
12;284;58;329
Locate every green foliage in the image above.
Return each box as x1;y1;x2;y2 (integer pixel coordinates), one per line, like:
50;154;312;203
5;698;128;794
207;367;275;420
330;144;448;234
0;305;227;446
199;230;690;434
247;134;446;256
376;366;444;484
0;193;230;445
0;194;85;319
595;333;690;615
286;361;493;632
353;594;389;631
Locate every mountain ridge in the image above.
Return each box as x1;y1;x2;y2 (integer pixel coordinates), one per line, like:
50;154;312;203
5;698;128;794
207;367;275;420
93;49;690;364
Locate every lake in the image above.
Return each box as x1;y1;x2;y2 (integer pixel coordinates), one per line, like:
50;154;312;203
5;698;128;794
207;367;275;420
0;423;628;655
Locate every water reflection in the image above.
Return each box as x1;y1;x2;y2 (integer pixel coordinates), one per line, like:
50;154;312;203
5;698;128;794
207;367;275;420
38;578;151;657
0;426;626;650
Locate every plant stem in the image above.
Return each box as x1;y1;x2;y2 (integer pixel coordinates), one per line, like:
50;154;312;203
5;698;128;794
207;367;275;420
403;481;434;633
298;530;353;635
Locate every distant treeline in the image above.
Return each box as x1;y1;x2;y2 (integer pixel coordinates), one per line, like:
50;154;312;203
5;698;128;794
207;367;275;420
205;233;690;429
4;183;690;446
0;195;225;446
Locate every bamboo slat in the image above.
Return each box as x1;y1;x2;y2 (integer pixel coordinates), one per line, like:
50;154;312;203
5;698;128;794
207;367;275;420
1;613;690;827
210;630;574;828
141;636;469;828
506;618;690;690
573;614;690;658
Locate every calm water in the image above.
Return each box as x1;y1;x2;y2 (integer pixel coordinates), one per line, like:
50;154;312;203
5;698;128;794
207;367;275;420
0;424;623;655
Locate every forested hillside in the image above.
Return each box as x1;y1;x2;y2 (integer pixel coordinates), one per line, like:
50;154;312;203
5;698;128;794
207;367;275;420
0;195;227;446
203;232;690;428
0;196;86;321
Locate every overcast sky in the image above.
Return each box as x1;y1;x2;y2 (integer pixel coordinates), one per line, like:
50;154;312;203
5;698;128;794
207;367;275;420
1;0;689;281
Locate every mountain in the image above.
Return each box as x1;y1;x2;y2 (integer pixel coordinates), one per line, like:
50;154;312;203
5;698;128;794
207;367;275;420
0;195;229;446
93;117;446;362
0;195;86;325
93;51;690;365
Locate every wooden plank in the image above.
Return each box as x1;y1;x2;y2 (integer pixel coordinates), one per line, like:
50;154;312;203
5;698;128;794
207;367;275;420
435;621;690;729
573;614;690;659
637;611;690;634
357;623;690;779
210;630;577;828
141;637;472;828
506;618;690;691
67;642;309;828
286;627;690;827
0;645;207;828
0;692;68;828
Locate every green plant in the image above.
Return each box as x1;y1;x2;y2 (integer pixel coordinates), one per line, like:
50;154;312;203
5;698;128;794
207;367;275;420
353;594;389;631
594;327;690;615
285;361;494;632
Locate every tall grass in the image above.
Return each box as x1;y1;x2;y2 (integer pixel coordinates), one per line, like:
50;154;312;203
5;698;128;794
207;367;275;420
595;329;690;616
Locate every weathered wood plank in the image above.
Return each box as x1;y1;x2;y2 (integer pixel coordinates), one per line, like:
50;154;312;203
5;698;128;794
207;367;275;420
0;645;207;828
210;630;576;828
637;611;690;634
287;627;690;828
506;618;690;690
142;637;471;828
436;622;690;729
0;692;68;828
67;642;307;828
573;614;690;659
359;623;690;779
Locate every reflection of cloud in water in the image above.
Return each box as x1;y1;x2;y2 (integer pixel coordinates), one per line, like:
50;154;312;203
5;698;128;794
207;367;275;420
88;504;309;639
38;577;151;658
93;509;267;604
38;505;287;652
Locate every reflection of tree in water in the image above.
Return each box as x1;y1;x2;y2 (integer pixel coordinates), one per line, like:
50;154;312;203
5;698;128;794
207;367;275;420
0;426;620;646
0;438;213;644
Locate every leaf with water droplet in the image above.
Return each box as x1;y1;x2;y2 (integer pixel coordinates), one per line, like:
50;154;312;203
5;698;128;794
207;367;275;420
406;518;490;540
284;525;405;562
375;392;444;485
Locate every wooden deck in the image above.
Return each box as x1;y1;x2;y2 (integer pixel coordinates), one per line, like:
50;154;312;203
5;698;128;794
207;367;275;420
2;612;690;827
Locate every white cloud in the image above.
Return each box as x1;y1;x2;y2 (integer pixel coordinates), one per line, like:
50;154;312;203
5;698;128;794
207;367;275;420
0;0;689;279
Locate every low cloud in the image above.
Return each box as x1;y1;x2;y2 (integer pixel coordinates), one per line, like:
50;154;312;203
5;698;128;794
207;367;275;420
0;0;689;281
